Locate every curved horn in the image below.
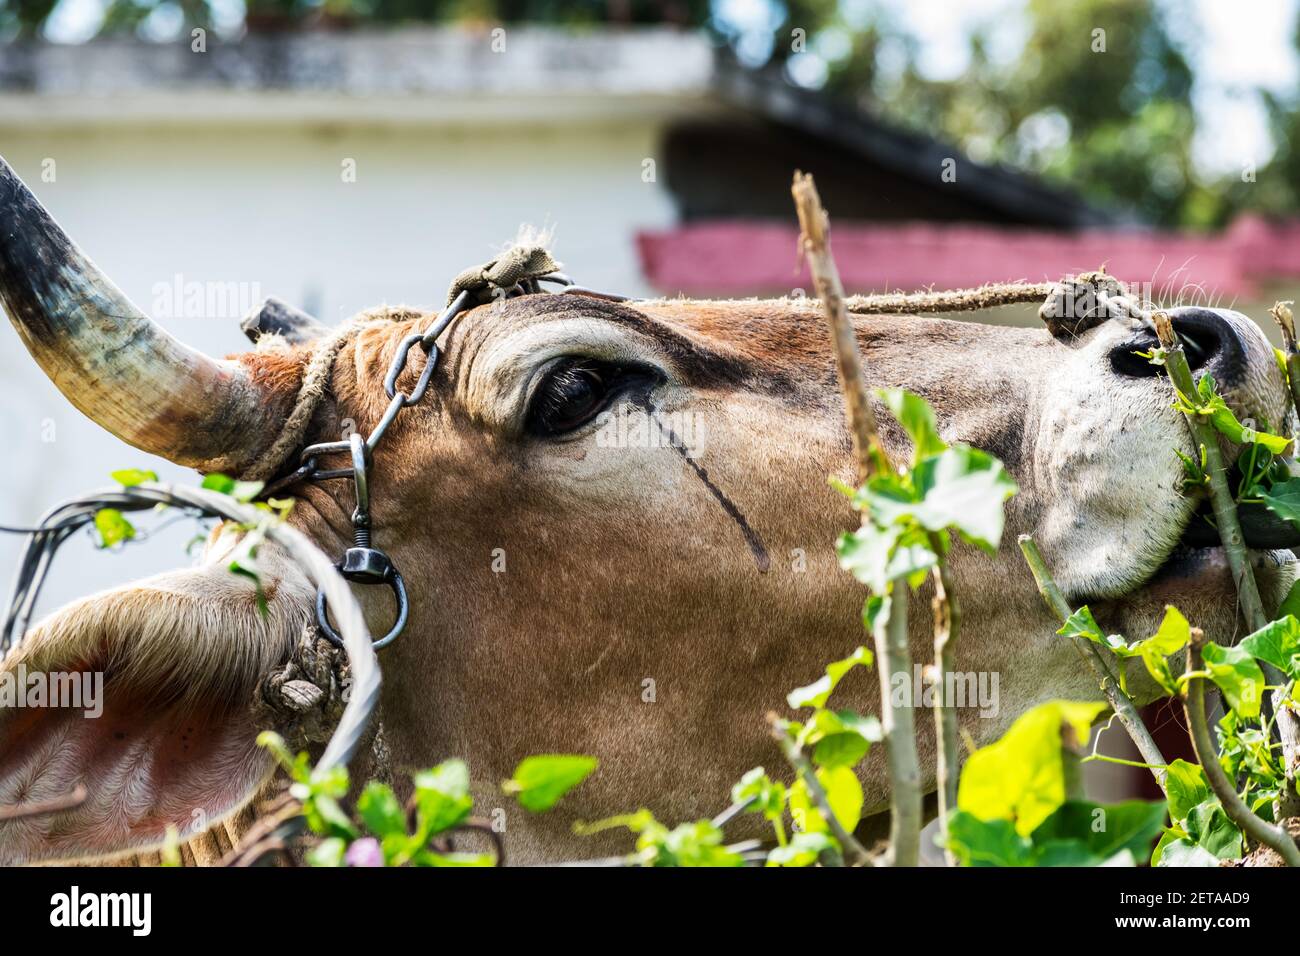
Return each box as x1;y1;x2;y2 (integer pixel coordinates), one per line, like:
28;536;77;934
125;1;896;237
0;156;278;473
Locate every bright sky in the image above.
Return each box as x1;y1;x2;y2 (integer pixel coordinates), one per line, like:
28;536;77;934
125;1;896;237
41;0;1300;176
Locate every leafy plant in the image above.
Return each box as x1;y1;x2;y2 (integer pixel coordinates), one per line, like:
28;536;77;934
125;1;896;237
257;733;598;867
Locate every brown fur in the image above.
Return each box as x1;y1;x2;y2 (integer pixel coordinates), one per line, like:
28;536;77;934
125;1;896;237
3;292;1296;865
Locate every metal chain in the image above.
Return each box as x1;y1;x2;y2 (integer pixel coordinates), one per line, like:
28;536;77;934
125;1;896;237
300;273;626;650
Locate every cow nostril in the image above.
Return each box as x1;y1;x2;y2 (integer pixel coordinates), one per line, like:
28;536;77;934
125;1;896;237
1109;310;1230;379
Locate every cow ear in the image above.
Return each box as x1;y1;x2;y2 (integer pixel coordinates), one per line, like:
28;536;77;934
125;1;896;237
0;539;313;864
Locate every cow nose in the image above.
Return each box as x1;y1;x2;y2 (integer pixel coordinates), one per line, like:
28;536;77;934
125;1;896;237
1109;307;1247;382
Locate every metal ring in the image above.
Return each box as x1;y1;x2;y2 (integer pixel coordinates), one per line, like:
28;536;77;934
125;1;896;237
316;567;408;651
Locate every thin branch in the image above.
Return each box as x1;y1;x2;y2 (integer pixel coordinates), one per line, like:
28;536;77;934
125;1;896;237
1154;311;1267;631
1270;300;1300;418
792;171;888;484
1019;535;1167;791
791;171;921;866
876;588;922;865
1155;309;1300;817
767;713;873;866
1184;629;1300;866
929;541;960;862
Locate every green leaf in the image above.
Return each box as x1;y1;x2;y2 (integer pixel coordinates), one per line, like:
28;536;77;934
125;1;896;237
731;768;787;820
957;700;1106;835
1164;759;1211;822
303;794;359;840
1240;615;1300;677
1262;478;1300;531
110;468;158;487
201;472;264;502
766;831;836;867
786;645;873;709
1057;606;1105;644
415;849;496;867
1029;800;1167;866
1186;800;1243;861
1098;606;1190;695
1146;606;1193;656
503;754;598;813
306;837;347;868
357;782;407;841
885;444;1018;553
1278;580;1300;623
948;801;1165;868
1156;837;1222;867
411;759;473;838
806;710;882;768
1188;375;1291;453
945;811;1034;866
1201;642;1266;719
789;765;863;835
875;387;946;464
93;508;135;548
836;524;937;593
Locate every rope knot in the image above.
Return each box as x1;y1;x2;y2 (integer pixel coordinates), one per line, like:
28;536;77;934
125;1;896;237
256;625;350;749
446;245;561;306
1039;269;1138;337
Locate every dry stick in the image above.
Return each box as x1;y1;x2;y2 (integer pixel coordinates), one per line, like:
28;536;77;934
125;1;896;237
791;171;922;866
1271;301;1300;417
1155;310;1300;817
767;714;872;867
792;171;888;487
1019;535;1168;791
1184;629;1300;866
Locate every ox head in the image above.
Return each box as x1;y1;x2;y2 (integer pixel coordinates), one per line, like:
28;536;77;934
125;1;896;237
0;156;1295;864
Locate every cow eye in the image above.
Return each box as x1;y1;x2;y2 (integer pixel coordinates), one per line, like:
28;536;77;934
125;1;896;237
527;358;653;436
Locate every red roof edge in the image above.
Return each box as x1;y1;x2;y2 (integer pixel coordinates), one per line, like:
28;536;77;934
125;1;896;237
636;218;1300;301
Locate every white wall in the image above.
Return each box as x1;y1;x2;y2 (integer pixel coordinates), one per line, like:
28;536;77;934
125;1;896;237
0;120;676;619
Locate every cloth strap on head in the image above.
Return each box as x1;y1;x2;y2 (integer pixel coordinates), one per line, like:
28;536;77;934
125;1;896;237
445;245;561;306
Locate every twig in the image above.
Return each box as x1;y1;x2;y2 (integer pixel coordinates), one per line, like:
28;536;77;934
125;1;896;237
1155;309;1300;816
929;546;960;862
767;713;872;866
1183;629;1300;866
877;590;922;865
1154;311;1267;630
0;784;87;821
1019;535;1168;790
1267;300;1300;817
791;171;921;866
1270;301;1300;418
792;171;888;484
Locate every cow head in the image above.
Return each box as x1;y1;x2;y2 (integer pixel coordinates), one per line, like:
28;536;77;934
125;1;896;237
0;157;1295;864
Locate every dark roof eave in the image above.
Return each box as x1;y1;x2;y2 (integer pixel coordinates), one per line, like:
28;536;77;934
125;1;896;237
713;61;1142;230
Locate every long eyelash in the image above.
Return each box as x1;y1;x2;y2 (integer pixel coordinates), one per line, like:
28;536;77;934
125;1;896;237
535;362;600;424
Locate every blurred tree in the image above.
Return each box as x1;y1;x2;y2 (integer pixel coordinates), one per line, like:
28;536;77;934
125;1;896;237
0;0;59;38
0;0;1293;226
834;0;1210;227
